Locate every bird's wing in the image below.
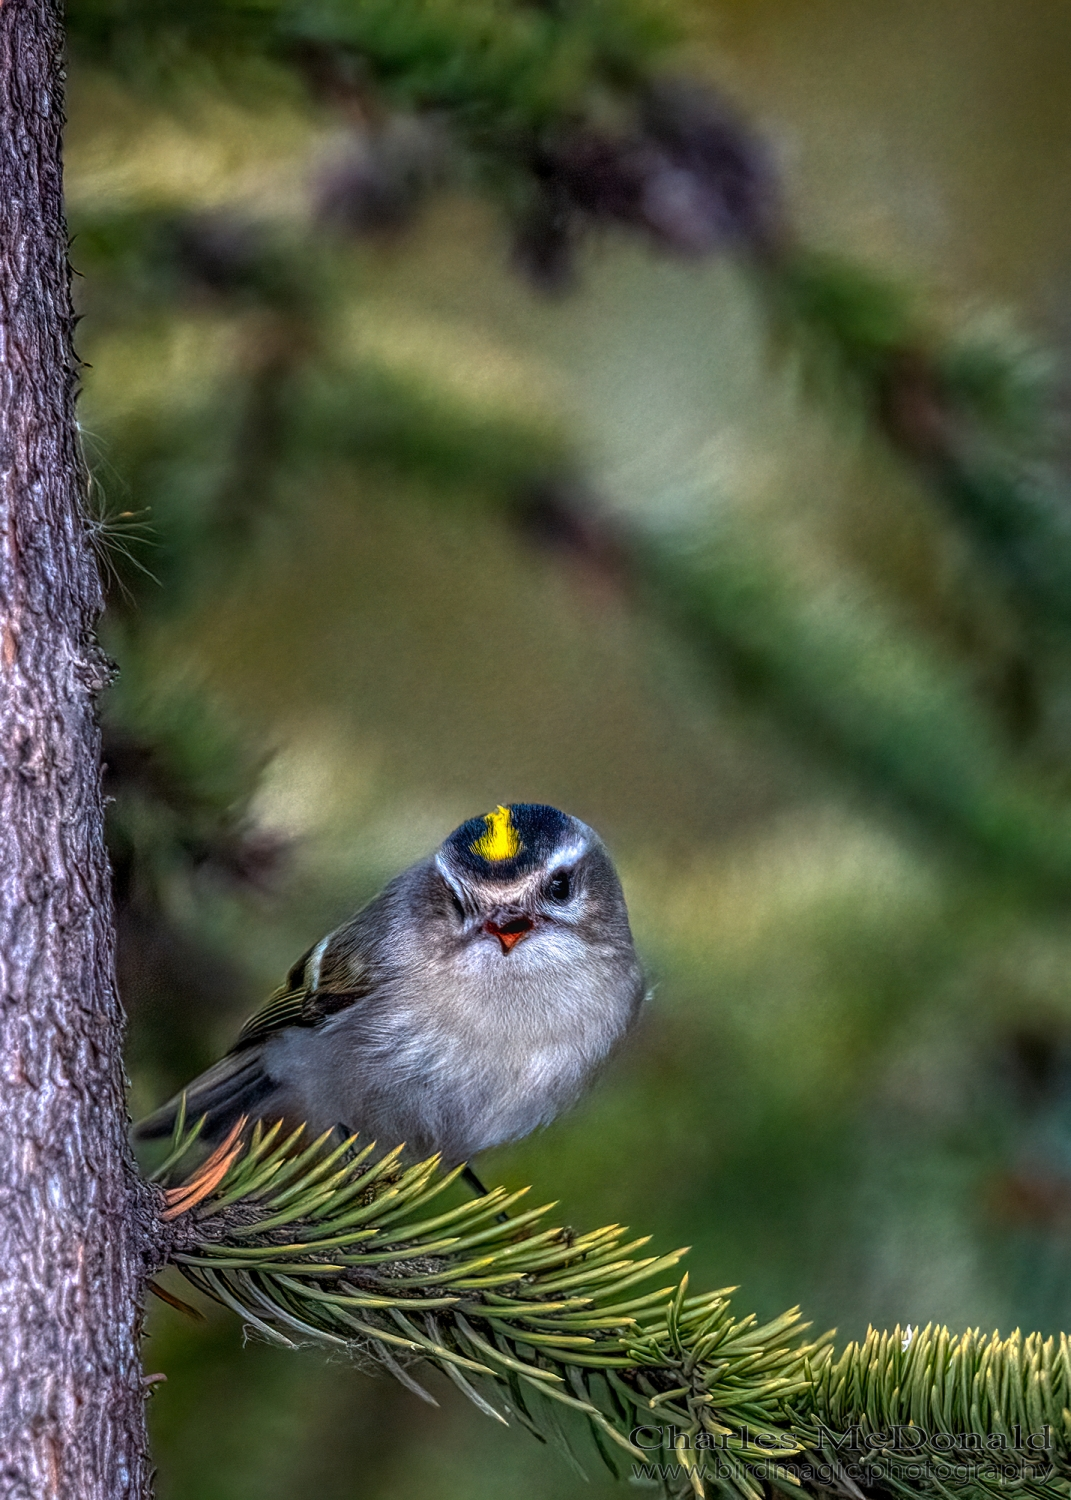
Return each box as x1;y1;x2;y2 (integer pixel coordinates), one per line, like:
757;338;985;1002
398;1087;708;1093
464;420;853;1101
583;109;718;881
231;932;377;1052
232;981;309;1049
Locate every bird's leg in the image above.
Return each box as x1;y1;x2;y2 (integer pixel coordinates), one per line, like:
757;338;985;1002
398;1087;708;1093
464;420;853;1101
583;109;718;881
462;1164;490;1197
462;1164;509;1224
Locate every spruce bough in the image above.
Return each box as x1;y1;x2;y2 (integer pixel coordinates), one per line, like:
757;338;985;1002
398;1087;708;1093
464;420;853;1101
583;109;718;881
155;1117;1071;1500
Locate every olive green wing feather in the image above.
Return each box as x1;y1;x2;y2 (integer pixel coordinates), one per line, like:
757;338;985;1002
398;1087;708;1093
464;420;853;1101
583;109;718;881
134;924;380;1141
232;982;309;1049
230;932;377;1052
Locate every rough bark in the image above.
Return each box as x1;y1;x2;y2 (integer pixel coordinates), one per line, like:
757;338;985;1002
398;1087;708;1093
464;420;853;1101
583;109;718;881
0;3;156;1496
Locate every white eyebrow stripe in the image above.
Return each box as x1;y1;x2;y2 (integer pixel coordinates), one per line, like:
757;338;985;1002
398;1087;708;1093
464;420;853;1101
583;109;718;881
306;934;331;992
434;853;468;900
546;841;587;871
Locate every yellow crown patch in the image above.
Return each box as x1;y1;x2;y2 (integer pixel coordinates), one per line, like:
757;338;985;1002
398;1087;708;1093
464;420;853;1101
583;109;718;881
470;804;522;862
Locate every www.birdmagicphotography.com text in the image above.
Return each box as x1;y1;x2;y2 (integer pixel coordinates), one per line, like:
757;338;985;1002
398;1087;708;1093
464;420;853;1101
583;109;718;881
628;1424;1057;1488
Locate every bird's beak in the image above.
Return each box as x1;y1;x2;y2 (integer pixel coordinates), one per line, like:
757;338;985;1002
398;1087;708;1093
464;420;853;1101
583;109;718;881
484;915;534;954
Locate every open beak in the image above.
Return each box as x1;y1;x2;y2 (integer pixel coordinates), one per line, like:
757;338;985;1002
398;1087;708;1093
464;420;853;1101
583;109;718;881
484;915;534;954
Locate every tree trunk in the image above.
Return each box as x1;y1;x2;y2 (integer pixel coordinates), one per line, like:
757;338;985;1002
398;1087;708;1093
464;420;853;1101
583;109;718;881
0;2;156;1495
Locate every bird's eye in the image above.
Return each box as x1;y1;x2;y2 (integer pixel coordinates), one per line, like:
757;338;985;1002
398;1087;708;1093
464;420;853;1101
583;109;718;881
546;870;572;903
449;890;466;920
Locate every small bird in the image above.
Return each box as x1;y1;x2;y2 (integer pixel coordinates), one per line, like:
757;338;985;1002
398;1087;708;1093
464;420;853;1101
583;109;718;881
136;803;646;1174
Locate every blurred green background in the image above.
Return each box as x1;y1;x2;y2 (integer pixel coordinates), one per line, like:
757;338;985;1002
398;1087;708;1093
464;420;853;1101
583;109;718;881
65;0;1071;1495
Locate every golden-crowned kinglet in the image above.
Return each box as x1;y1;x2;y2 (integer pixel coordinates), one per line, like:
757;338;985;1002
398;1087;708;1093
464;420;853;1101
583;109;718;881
136;804;646;1170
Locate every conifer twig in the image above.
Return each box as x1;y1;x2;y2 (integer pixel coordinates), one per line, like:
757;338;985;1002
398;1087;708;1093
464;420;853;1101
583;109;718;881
158;1122;1071;1500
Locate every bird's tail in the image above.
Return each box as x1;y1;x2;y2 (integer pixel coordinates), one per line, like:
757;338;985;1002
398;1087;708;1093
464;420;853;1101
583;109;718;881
133;1048;277;1142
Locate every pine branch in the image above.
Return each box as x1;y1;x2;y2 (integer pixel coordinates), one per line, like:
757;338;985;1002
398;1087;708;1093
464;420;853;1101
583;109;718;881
68;0;674;129
158;1122;1071;1500
765;252;1071;640
799;1324;1071;1500
638;525;1071;890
